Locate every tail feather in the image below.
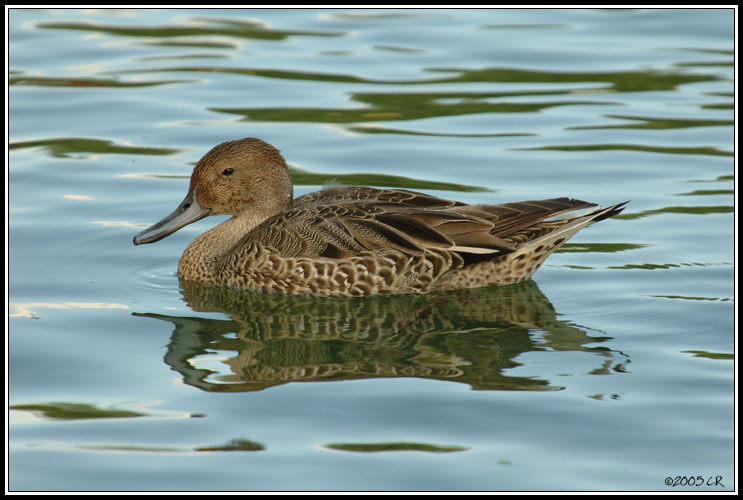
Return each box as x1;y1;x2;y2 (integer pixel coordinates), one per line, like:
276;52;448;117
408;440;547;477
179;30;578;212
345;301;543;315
524;201;628;250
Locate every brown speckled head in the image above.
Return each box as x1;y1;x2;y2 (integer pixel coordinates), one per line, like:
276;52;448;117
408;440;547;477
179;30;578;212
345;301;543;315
189;138;293;217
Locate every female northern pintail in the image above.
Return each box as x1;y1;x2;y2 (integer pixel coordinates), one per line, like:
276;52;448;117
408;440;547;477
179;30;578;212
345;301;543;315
134;138;626;296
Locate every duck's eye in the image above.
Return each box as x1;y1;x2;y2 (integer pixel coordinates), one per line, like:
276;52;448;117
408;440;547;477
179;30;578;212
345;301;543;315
222;168;234;176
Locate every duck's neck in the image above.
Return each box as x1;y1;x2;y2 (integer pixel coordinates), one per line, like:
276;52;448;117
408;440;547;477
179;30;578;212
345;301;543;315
177;214;265;282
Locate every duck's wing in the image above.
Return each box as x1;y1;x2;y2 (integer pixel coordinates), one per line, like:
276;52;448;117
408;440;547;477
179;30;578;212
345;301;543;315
446;197;601;244
232;202;503;259
234;186;606;260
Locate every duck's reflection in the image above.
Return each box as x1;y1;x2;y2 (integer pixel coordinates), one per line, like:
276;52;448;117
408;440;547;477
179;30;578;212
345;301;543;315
135;280;627;392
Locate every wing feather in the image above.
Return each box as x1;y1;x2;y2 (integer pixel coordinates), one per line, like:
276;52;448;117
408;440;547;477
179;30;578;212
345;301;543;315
231;187;604;261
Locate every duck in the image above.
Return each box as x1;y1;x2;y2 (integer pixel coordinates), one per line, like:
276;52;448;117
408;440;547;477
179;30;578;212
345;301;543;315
133;137;627;297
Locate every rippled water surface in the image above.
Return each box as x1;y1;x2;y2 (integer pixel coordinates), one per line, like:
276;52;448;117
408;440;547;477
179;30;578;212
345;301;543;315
8;8;735;492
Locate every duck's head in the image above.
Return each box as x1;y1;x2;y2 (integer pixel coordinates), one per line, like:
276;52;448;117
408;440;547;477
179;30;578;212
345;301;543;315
133;138;293;245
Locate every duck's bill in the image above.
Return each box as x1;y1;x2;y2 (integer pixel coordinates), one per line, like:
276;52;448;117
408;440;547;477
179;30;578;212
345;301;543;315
133;191;210;245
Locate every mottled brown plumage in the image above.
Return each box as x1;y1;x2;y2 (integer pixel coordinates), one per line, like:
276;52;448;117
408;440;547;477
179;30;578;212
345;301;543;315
134;138;627;296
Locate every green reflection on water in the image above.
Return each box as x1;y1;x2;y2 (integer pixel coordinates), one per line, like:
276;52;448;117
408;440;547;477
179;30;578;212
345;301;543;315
109;63;720;91
373;44;426;54
209;96;609;125
675;60;734;68
677;48;733;56
347;125;534;138
110;63;711;127
9;75;189;87
557;242;645;253
684;174;734;183
10;402;145;420
569;114;734;130
519;144;733;157
422;66;718;92
137;53;230;61
62;438;265;454
682;350;734;360
36;18;345;40
324;442;468;453
616;205;733;220
612;263;732;272
9;137;181;158
195;438;265;452
648;294;732;302
139;38;239;49
702;103;733;110
675;189;734;196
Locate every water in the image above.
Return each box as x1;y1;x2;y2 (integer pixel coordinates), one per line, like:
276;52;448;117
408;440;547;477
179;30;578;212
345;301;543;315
7;8;735;492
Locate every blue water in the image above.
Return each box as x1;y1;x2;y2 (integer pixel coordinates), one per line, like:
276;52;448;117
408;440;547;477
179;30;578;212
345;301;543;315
8;8;735;492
